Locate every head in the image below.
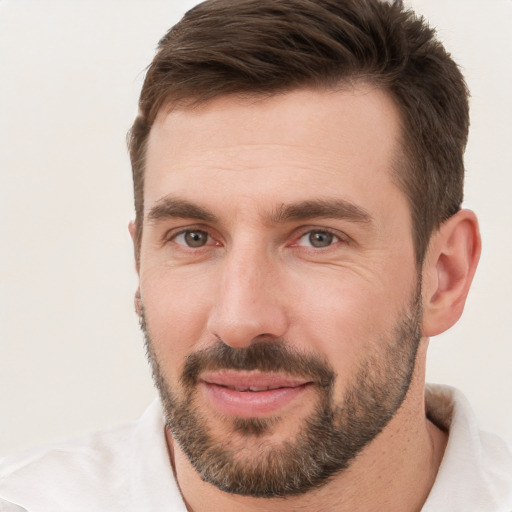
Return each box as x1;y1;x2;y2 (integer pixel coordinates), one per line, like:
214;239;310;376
128;0;470;267
127;0;480;500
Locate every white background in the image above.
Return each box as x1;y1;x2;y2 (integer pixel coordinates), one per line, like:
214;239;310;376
0;0;511;456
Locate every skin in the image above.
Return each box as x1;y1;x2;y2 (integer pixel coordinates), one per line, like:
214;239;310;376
130;86;481;511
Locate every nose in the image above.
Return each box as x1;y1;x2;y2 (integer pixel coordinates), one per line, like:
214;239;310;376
206;245;289;348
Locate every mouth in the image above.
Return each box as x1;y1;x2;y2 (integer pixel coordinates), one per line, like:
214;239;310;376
199;371;314;418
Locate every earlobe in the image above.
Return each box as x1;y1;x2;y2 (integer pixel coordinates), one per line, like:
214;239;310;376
128;220;137;242
421;209;481;337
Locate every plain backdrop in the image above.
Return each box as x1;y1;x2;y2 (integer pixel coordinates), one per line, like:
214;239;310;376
0;0;511;456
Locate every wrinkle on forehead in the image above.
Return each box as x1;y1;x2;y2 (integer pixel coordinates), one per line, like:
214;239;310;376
144;86;406;232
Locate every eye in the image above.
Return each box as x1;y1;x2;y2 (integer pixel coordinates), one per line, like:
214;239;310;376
297;230;340;248
174;229;211;248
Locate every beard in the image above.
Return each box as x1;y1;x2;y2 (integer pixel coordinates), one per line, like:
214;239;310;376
139;286;422;498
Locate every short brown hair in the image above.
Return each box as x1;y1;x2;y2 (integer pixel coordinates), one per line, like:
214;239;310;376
128;0;469;264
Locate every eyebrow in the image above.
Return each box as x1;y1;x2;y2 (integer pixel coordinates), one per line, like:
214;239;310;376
147;197;218;223
270;199;373;225
146;196;372;226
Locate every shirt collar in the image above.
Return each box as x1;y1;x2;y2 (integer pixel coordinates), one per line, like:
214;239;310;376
422;384;512;511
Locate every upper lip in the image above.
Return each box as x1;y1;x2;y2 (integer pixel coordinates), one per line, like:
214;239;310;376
200;371;312;391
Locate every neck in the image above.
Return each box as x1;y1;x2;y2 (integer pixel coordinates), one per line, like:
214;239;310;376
167;343;447;512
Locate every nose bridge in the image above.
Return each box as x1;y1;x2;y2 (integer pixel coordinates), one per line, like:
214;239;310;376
228;240;267;292
207;238;288;347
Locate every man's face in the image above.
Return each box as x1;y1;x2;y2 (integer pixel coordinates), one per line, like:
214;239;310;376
137;87;422;496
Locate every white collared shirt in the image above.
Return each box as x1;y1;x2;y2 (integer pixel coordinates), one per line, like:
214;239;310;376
1;385;511;511
422;384;512;511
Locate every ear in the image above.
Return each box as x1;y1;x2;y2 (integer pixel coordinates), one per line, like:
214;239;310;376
128;220;140;272
421;209;481;337
128;220;142;316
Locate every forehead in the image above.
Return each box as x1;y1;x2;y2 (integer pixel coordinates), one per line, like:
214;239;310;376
144;86;405;221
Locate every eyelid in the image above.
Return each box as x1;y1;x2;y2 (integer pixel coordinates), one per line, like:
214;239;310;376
290;226;350;247
161;224;349;248
163;224;220;246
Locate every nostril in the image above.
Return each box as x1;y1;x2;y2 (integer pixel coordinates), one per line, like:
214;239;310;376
206;276;289;347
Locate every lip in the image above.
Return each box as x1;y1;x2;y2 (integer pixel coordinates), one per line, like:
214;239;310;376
200;371;313;418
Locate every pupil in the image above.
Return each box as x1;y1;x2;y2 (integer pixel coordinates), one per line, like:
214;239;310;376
185;231;207;247
309;231;333;247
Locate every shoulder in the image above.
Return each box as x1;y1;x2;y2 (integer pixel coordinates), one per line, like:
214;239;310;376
0;417;137;478
0;400;182;512
0;419;138;511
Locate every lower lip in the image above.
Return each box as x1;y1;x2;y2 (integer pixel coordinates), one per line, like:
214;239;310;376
201;382;311;418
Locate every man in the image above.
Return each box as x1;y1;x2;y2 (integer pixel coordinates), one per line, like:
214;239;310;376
1;0;511;510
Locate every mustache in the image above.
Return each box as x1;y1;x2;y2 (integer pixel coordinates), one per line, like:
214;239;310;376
180;339;335;389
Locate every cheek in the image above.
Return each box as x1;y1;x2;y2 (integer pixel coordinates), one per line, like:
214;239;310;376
139;264;215;374
291;280;380;363
288;267;416;389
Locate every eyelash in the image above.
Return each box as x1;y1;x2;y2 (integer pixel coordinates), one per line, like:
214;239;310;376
165;226;219;247
163;226;349;250
292;227;347;249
